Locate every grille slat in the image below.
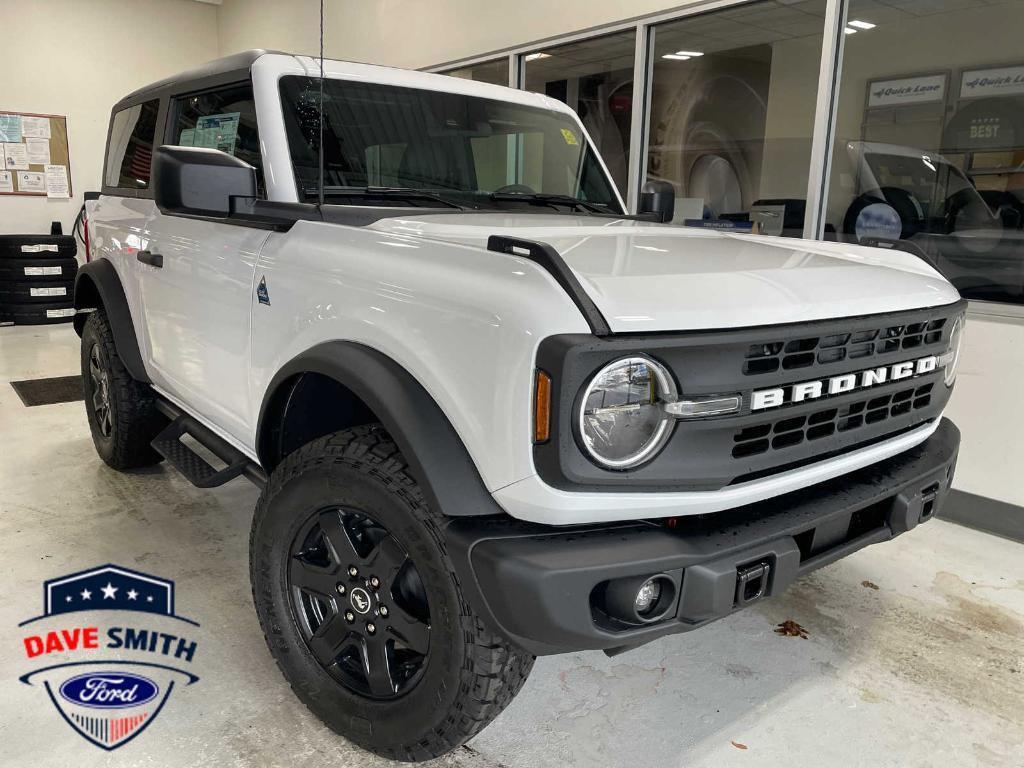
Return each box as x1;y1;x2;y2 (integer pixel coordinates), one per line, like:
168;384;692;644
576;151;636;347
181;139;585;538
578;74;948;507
743;318;948;376
733;383;935;458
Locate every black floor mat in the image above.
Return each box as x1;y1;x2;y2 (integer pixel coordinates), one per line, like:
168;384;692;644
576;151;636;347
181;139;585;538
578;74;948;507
10;375;84;406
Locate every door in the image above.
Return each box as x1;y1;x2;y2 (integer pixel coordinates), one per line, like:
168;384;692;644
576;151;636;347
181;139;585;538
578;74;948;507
138;81;269;443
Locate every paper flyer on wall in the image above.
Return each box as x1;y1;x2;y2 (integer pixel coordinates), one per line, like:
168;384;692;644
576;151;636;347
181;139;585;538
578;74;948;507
44;164;69;198
26;137;50;165
0;170;12;193
17;170;45;193
21;115;51;139
4;142;29;170
0;114;22;142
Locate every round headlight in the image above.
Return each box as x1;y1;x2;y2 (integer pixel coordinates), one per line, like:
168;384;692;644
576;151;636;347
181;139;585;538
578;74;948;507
944;316;964;387
578;356;676;469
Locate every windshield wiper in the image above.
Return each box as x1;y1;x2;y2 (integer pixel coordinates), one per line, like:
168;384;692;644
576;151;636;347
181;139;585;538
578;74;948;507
488;191;610;214
305;186;467;210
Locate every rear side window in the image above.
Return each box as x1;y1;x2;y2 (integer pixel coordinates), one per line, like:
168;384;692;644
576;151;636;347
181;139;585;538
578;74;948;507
105;99;160;189
171;82;264;195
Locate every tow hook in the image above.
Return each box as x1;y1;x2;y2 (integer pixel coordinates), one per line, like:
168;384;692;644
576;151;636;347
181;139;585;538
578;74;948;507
735;561;772;607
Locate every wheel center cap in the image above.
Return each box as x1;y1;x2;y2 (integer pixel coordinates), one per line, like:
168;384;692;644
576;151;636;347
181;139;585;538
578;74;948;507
349;587;372;614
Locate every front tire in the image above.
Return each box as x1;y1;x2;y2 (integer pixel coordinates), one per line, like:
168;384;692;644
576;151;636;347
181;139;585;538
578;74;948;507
250;426;534;762
80;310;165;469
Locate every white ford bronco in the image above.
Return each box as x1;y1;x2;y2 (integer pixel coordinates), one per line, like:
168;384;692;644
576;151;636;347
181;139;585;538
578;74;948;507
77;50;965;761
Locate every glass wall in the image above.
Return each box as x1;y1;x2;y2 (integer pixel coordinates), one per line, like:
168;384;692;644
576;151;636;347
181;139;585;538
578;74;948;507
521;31;636;196
436;0;1024;304
824;0;1024;304
646;0;827;234
444;58;509;87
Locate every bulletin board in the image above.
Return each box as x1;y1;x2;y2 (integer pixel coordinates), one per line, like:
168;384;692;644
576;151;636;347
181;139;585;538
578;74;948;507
0;111;72;198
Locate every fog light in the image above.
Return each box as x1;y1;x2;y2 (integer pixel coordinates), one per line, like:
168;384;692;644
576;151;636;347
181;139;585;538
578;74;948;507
635;578;662;615
600;573;676;626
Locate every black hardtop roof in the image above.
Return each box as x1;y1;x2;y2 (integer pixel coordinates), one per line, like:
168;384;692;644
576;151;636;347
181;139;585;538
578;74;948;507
115;49;286;107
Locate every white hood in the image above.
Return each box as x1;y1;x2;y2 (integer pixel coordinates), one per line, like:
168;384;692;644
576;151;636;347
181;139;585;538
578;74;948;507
369;213;961;333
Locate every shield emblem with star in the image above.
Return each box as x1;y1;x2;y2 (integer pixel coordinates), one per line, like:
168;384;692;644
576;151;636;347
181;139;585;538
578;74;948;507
18;564;201;751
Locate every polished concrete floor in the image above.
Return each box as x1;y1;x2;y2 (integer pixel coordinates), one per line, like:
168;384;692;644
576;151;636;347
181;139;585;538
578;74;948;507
1;323;1022;768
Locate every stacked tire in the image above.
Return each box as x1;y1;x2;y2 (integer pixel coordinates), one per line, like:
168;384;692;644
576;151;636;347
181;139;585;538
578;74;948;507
0;235;78;326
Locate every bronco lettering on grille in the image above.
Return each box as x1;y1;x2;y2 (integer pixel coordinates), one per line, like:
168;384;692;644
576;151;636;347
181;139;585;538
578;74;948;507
750;355;939;410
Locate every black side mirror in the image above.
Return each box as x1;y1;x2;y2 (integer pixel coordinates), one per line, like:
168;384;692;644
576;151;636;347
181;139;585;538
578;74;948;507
639;180;676;223
153;145;256;218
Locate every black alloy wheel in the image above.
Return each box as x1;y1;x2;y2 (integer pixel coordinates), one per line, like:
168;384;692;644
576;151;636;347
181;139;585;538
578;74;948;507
289;507;431;699
88;343;113;438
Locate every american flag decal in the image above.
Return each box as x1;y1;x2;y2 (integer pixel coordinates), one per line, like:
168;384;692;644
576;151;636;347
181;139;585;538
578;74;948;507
71;711;149;747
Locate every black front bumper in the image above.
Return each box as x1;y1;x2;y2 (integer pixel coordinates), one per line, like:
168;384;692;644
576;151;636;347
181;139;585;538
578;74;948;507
446;418;960;656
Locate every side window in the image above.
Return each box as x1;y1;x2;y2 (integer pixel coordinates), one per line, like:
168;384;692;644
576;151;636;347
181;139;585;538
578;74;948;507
105;99;160;189
171;82;264;196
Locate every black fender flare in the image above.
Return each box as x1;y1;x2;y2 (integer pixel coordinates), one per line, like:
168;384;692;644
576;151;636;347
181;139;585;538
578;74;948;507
73;260;150;383
256;341;503;519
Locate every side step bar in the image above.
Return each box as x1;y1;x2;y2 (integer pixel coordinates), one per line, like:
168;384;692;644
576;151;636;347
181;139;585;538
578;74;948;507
152;401;267;489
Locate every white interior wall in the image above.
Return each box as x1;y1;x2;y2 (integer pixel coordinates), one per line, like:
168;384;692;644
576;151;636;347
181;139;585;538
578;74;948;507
215;0;701;68
0;0;220;236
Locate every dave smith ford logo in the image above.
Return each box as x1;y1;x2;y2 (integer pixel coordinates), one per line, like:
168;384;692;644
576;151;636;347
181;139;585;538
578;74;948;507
17;564;200;750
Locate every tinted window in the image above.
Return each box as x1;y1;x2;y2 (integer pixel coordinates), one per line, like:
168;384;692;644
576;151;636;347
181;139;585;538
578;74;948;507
171;82;264;195
105;99;160;189
278;76;620;211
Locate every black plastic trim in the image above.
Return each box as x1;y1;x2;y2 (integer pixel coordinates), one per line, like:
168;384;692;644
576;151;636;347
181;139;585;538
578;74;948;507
445;418;960;656
73;260;150;384
487;236;612;336
256;341;501;518
534;300;968;491
114;50;281;108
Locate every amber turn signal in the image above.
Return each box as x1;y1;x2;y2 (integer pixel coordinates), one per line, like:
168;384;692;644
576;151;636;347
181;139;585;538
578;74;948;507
534;370;551;443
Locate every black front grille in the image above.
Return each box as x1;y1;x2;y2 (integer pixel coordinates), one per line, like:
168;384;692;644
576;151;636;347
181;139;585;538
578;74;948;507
734;382;935;458
533;299;966;493
743;318;948;375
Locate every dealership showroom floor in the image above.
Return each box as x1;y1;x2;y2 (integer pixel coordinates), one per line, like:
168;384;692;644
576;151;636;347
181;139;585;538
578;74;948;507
1;324;1022;766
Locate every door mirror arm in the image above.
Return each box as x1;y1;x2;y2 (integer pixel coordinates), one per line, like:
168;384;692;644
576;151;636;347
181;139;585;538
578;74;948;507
638;180;676;223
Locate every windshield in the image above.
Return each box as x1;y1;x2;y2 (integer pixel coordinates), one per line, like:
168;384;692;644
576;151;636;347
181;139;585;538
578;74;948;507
279;75;622;212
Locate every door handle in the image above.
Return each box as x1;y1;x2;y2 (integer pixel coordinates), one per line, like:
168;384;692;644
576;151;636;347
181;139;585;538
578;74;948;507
137;250;163;268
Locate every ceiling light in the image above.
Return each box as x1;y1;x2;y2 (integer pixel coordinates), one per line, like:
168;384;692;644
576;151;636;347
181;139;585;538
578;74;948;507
662;54;691;60
524;53;550;61
844;27;857;34
847;19;876;29
675;51;704;57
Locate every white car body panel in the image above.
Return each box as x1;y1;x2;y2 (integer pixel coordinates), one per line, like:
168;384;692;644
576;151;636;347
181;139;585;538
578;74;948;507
247;218;590;491
140;208;272;439
91;51;964;525
369;214;960;332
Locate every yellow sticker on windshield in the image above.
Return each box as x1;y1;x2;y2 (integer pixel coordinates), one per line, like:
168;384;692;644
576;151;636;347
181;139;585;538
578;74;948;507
560;128;579;146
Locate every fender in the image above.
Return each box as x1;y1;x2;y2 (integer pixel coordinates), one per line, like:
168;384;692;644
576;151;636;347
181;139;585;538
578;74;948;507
73;259;150;383
257;341;504;518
